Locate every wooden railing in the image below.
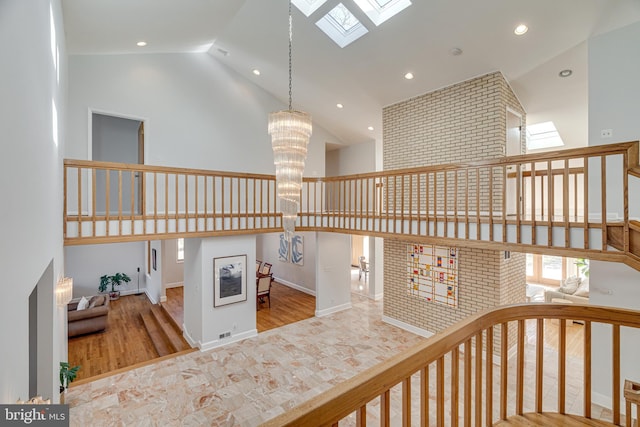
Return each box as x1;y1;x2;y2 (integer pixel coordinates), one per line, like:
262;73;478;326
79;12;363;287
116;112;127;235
63;141;639;264
260;303;640;426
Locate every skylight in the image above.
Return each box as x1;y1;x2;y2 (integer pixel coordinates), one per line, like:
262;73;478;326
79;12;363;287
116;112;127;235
291;0;328;17
353;0;412;26
316;3;368;48
526;121;565;150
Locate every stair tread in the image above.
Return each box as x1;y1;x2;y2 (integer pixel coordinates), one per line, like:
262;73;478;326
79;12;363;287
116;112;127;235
159;302;183;334
150;305;189;352
140;312;172;357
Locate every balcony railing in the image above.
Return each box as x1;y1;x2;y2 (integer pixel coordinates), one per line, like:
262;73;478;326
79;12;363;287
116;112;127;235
63;141;639;265
260;303;640;426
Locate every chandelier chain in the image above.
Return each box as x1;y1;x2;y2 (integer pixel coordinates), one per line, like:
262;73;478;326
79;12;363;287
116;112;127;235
288;0;293;111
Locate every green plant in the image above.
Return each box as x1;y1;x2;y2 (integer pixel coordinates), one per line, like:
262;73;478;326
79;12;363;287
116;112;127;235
574;258;590;277
98;272;131;293
59;362;80;390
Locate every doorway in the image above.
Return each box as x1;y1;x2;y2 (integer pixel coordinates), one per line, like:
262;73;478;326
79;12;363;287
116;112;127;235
505;108;523;217
91;112;145;215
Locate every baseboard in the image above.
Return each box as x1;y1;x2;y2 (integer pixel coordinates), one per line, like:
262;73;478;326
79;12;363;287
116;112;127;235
144;288;158;305
275;277;316;297
382;315;434;338
165;282;183;289
198;329;258;351
373;292;384;301
159;295;167;303
591;390;625;412
316;302;352;317
182;325;197;348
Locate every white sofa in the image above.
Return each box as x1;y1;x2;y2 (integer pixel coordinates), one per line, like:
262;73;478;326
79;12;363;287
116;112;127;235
544;276;589;304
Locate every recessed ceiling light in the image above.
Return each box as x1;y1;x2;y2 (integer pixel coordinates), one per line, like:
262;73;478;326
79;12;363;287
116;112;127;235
404;72;414;80
252;69;261;76
136;41;147;47
367;126;374;131
559;69;572;78
514;24;528;35
336;103;344;109
450;47;463;56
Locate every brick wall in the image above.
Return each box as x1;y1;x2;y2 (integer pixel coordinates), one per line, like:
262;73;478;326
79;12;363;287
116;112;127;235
382;72;527;352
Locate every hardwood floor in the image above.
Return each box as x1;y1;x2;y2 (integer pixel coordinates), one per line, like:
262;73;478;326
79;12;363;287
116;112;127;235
164;287;184;329
68;294;159;381
256;281;315;333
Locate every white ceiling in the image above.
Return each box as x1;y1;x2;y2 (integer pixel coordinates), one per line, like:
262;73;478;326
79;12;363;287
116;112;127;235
62;0;640;149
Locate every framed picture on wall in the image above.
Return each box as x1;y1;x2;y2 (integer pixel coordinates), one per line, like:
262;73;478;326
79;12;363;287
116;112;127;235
213;255;247;307
152;248;157;271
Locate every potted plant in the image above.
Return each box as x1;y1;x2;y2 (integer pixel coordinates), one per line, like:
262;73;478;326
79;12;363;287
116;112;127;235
59;362;80;404
99;272;131;300
574;258;590;278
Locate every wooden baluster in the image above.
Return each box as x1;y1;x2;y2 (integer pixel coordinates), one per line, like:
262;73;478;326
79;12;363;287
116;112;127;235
381;390;391;427
573;166;578;222
516;164;521;244
174;173;179;232
531;163;536;245
466;169;470;240
488;168;493;242
559;319;566;414
452;347;459;427
205;176;209;231
409;174;413;235
92;169;96;237
130;170;135;234
501;165;506;243
393;176;398;234
434;172;438;236
601;156;607;250
475;332;483;427
584;157;589;249
476;168;480;240
613;324;621;424
185;173;189;232
547;160;553;246
516;319;524;415
444;171;448;237
105;170;111;236
455;170;459;239
486;327;494;427
403;376;411;427
164;173;169;232
564;159;569;247
153;172;158;234
118;170;123;236
624;152;630;253
536;318;544;413
417;173;421;236
464;339;472;427
421;366;429;427
426;173;430;236
221;176;226;231
437;356;445;426
500;322;508;420
356;405;366;427
245;178;249;230
360;178;364;232
584;320;592;418
78;168;83;237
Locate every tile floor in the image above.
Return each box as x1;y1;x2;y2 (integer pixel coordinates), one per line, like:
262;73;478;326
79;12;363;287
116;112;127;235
67;292;619;426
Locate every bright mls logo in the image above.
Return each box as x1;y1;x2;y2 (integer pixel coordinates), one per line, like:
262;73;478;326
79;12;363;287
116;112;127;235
1;405;68;426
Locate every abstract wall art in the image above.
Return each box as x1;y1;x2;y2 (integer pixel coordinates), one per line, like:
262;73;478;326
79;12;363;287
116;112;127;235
407;244;458;307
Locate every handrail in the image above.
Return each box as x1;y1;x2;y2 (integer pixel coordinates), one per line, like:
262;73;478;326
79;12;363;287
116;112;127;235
260;303;640;426
63;141;640;268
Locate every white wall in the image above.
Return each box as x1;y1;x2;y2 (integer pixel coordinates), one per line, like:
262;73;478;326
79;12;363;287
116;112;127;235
65;242;146;298
325;140;375;177
588;21;640;220
183;235;257;350
256;232;317;295
588;21;640;408
0;0;67;402
66;53;335;178
315;232;352;316
162;239;184;288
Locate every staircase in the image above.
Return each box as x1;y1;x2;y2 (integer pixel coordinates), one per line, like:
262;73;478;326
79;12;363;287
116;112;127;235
140;304;190;357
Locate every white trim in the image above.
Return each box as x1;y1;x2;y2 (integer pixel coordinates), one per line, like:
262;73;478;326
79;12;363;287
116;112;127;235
198;329;258;351
275;277;316;296
159;295;167;303
143;288;157;304
315;302;352;317
372;292;383;301
382;315;434;338
164;282;183;289
182;325;197;348
591;390;626;412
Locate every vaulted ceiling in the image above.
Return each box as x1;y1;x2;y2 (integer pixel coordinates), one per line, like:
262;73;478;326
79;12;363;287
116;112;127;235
62;0;640;149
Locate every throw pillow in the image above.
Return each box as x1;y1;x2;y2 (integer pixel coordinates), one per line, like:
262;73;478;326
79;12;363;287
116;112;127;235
88;295;105;308
77;296;90;311
559;276;581;294
574;277;590;297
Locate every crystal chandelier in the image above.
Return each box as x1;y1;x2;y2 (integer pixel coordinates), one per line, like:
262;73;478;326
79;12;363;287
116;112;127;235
268;0;312;239
56;277;73;306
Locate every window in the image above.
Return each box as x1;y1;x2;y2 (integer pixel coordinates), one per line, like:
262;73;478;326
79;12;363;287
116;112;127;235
526;254;582;286
316;3;368;48
526;121;564;150
352;0;412;26
177;238;184;262
291;0;328;17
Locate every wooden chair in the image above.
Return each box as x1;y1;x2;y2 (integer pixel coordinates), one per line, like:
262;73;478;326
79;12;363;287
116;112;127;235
359;256;369;282
256;275;272;309
260;262;272;275
256;260;262;273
